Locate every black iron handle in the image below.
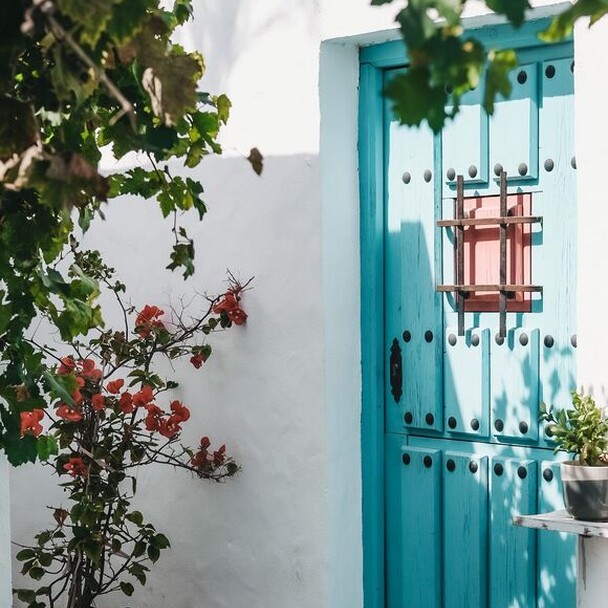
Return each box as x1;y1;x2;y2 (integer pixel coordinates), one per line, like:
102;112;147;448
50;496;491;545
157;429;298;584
389;338;403;403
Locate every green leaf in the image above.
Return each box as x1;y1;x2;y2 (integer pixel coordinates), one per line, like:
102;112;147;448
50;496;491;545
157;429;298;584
214;94;231;125
3;425;38;466
107;0;155;43
485;0;531;27
541;1;608;42
135;33;204;126
14;589;37;603
483;49;517;115
28;567;44;581
247;147;264;176
78;207;93;233
166;240;195;278
130;567;147;585
120;581;135;597
150;533;170;549
38;553;53;567
173;0;194;25
42;372;76;407
126;511;144;526
396;6;437;49
147;544;161;562
70;503;85;523
82;540;102;563
385;68;447;131
15;549;36;562
133;540;146;558
56;0;122;47
49;47;98;105
36;436;58;462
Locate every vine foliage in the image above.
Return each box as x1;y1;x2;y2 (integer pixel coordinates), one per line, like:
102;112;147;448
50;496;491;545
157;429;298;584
0;1;257;606
374;0;605;131
0;0;242;462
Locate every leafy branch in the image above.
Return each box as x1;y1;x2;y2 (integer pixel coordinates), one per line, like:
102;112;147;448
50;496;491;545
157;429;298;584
375;0;607;131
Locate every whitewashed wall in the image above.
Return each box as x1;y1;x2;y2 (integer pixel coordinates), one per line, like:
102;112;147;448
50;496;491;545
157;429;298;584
6;2;608;608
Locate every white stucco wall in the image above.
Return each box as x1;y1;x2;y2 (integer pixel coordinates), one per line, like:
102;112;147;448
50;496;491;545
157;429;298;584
5;2;608;608
574;15;608;399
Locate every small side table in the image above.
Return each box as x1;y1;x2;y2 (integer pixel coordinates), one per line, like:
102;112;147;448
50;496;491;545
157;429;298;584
514;510;608;608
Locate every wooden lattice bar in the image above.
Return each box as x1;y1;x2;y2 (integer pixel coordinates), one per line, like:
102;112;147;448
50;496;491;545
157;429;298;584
455;175;465;336
436;285;543;293
437;216;542;227
499;171;508;338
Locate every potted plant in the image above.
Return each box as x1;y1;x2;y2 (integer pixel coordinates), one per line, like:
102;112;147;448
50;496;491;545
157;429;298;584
541;391;608;521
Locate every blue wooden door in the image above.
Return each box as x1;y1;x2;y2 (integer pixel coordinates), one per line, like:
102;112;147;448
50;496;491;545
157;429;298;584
380;42;577;608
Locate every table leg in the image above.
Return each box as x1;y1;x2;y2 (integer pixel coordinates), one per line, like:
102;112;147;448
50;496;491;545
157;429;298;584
577;536;608;607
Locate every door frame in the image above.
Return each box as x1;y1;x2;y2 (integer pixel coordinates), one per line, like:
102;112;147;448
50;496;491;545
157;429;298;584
358;15;573;608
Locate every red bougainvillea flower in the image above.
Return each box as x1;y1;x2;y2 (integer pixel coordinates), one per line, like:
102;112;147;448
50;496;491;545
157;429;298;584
63;457;87;477
213;444;226;466
81;358;102;381
56;404;83;423
190;353;207;369
72;388;84;406
119;391;134;414
213;293;237;314
228;308;247;325
135;305;165;338
191;436;213;468
170;400;190;423
144;405;163;432
57;356;76;375
91;394;105;412
106;379;124;394
133;385;154;408
213;293;248;326
191;451;208;468
158;417;181;439
71;376;85;406
20;409;44;437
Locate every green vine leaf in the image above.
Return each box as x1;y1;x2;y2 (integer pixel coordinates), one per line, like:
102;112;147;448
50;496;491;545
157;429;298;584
247;147;264;176
56;0;122;47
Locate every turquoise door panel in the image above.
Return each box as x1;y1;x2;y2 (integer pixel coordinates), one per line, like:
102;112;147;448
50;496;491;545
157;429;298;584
386;439;441;608
384;105;442;434
385;434;407;608
536;56;577;445
491;328;540;442
444;328;490;437
443;85;489;192
490;62;539;181
443;452;488;608
364;33;576;608
537;462;576;607
490;458;537;608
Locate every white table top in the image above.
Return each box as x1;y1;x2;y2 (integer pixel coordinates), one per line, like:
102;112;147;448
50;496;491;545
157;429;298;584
513;510;608;538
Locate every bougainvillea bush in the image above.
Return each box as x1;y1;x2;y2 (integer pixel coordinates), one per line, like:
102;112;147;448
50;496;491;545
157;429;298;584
12;273;249;608
0;0;259;606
